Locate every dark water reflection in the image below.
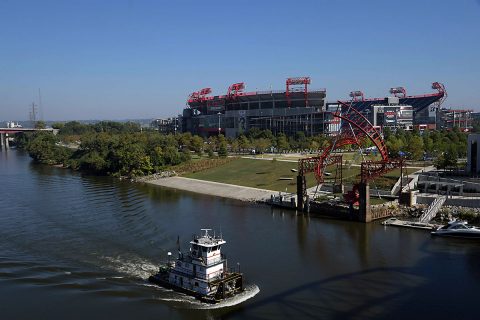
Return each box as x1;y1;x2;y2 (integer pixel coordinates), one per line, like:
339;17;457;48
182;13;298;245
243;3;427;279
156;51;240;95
1;149;479;320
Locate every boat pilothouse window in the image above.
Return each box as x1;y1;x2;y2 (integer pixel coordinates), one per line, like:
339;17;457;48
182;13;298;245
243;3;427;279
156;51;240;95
452;224;468;229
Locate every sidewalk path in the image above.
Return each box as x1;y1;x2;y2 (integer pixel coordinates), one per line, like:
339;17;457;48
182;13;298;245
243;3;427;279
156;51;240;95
146;177;278;202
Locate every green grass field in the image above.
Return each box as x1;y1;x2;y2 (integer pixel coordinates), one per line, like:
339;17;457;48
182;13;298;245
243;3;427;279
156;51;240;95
185;158;316;193
184;158;418;193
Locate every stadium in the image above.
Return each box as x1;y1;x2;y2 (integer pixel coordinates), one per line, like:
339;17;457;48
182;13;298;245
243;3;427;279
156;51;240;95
179;77;447;138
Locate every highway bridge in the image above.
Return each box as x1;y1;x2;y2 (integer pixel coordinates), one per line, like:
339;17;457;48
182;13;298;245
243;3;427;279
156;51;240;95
0;127;56;150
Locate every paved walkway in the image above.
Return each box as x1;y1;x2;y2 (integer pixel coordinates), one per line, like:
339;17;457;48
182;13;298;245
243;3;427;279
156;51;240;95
146;177;278;202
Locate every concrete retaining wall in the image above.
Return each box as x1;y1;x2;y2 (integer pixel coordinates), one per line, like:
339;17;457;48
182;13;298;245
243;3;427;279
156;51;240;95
416;194;480;208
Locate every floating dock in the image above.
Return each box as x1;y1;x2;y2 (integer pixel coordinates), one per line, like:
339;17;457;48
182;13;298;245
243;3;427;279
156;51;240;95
381;218;441;230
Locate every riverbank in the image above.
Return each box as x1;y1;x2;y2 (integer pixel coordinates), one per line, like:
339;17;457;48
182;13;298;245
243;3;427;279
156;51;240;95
146;176;279;202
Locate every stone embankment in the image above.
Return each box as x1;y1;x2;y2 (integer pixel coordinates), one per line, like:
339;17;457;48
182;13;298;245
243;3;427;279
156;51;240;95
133;171;177;182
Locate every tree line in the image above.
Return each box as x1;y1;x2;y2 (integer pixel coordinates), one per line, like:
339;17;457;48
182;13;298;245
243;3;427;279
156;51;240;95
21;121;469;177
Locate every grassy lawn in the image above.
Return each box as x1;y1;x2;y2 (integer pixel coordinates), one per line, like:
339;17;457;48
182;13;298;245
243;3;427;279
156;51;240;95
184;157;419;193
185;158;317;193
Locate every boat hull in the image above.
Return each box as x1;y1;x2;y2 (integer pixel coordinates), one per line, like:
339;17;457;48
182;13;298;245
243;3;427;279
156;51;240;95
148;274;219;304
431;231;480;239
148;272;245;304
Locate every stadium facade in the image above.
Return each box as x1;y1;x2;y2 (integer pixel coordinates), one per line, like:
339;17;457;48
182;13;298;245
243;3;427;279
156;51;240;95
177;77;447;138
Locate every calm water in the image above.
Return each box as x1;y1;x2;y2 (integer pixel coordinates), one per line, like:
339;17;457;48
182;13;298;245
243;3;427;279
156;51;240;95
1;149;480;320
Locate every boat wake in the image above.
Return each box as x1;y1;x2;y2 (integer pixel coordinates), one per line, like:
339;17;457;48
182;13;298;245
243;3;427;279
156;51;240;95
197;284;260;309
98;255;159;279
156;284;260;309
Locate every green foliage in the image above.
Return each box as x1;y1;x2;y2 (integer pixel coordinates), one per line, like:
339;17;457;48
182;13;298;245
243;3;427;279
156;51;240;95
163;146;182;166
26;132;71;165
385;127;466;162
253;138;270;154
238;135;250;153
218;135;228;158
51;122;65;130
34;121;46;129
276;133;289;153
405;135;424;160
190;135;204;156
206;144;215;158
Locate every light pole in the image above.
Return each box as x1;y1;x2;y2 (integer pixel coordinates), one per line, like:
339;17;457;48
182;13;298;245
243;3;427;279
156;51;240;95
217;112;221;136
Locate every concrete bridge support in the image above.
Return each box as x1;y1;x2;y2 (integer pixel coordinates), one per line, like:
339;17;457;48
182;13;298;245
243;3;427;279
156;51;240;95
0;133;7;150
358;182;372;223
297;175;305;211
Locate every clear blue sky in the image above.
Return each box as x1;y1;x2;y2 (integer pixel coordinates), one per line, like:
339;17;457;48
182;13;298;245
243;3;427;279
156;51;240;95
1;0;479;121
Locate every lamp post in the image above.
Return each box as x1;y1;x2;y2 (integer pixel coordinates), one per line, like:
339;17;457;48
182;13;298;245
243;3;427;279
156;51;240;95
217;112;221;136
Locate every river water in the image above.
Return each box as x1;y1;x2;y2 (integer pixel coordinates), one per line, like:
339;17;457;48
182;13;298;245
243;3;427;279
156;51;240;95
1;149;480;320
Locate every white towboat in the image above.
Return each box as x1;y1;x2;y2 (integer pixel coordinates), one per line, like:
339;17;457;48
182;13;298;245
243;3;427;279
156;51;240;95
149;229;244;303
431;220;480;239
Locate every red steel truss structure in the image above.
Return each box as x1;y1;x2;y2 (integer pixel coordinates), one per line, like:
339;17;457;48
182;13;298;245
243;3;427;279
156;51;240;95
188;88;212;103
227;82;245;99
349;90;364;102
389;87;407;98
432;82;447;107
286;77;310;107
298;99;404;205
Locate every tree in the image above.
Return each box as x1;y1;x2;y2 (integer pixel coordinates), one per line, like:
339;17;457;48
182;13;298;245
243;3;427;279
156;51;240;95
405;135;424;160
34;121;46;129
218;135;228;158
163;146;182;165
150;146;165;171
276;133;289;153
386;136;404;158
51;122;65;130
218;142;228;158
206;143;215;158
230;140;240;154
190;135;204;156
443;144;458;169
238;135;250;153
26;132;59;164
253;138;270;154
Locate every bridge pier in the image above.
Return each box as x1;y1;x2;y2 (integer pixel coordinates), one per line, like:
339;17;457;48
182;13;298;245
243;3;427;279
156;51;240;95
358;182;372;223
297;175;305;211
4;133;9;149
0;133;6;150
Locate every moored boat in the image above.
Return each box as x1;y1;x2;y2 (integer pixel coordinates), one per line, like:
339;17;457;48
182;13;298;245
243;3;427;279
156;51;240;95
431;220;480;239
148;229;244;303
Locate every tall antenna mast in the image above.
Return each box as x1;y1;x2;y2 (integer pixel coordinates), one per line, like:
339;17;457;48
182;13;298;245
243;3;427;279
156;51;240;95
38;88;44;121
29;102;38;125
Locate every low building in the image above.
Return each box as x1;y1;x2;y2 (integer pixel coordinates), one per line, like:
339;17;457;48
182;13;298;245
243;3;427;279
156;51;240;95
151;118;179;134
437;108;473;132
467;134;480;175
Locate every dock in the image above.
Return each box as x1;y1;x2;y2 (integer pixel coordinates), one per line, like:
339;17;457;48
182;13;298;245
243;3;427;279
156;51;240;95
381;218;441;230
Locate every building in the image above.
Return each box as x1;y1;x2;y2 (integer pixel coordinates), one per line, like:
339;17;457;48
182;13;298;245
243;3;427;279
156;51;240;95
436;108;473;132
467;134;480;174
151;118;179;134
180;78;446;138
369;105;413;131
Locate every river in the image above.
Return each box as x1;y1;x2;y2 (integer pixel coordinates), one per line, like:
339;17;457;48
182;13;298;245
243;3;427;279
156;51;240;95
1;149;480;319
